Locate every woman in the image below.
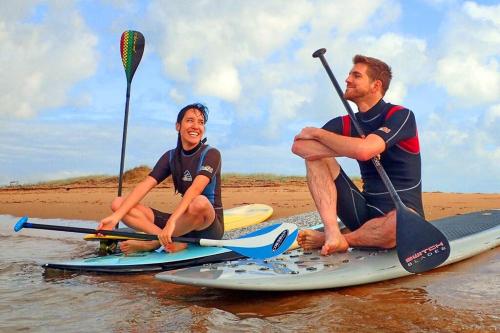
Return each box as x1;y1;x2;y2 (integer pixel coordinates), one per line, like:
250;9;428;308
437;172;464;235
98;103;223;254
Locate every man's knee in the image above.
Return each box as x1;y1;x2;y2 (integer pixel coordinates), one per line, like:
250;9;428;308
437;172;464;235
110;197;124;212
306;157;340;179
291;139;308;158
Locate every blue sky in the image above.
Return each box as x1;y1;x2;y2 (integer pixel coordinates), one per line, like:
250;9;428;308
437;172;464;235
0;0;499;193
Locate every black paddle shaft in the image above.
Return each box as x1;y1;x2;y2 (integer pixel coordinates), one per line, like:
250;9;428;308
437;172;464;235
21;222;199;244
117;82;131;197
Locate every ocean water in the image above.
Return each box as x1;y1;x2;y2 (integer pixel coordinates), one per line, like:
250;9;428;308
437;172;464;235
0;214;498;332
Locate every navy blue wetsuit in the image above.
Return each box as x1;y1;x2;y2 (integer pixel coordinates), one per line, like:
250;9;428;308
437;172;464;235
148;144;223;239
322;99;424;231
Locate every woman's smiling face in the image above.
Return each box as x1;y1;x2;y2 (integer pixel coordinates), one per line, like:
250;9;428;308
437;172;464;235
176;108;206;150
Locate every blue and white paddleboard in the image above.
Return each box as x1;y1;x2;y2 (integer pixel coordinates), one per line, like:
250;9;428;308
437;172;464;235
44;244;241;273
155;210;500;291
43;222;298;273
42;204;277;273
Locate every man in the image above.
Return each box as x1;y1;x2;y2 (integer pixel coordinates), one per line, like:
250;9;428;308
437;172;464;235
292;55;423;256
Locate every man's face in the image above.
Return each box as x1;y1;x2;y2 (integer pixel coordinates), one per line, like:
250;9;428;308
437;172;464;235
344;63;377;102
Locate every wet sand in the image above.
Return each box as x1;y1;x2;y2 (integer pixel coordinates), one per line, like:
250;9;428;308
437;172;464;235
1;180;499;222
1;179;499;332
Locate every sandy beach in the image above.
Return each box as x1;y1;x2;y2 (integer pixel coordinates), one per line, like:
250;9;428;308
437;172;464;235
1;174;498;222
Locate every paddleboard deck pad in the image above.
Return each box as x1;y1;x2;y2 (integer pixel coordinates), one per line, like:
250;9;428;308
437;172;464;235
156;210;500;291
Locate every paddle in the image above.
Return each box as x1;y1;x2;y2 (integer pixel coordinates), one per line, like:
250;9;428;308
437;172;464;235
312;48;450;273
14;217;298;259
118;30;145;197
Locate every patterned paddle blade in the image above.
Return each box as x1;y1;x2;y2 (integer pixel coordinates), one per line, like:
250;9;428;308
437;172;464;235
120;31;145;83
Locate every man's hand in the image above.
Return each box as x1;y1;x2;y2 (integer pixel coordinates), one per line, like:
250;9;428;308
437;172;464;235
294;127;319;141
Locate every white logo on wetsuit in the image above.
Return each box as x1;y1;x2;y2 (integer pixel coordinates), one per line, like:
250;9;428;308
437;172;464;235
182;170;192;182
200;165;213;174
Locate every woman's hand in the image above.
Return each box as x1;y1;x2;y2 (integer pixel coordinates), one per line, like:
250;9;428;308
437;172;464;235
97;214;120;231
158;216;177;246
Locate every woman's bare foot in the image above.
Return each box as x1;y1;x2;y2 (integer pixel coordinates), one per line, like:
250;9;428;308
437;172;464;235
120;240;160;255
165;242;188;253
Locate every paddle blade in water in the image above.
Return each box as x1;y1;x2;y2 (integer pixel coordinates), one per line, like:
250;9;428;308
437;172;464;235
120;31;145;83
396;208;450;273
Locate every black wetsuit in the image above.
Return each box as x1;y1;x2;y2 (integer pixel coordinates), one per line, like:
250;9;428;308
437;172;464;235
148;144;223;239
322;99;424;231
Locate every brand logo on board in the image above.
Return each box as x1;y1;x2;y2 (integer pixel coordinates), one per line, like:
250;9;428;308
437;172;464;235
272;230;289;251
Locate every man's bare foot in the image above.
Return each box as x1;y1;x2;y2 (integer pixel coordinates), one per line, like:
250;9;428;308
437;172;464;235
165;242;188;253
344;211;397;249
120;240;160;255
298;229;349;254
321;231;349;255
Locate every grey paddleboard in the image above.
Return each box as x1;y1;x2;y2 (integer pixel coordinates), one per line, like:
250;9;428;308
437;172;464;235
155;210;500;291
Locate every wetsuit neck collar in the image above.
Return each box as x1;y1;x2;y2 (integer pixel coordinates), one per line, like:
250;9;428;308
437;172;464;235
358;99;386;121
182;141;203;155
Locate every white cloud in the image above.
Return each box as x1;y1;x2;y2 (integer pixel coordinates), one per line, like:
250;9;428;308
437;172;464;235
436;56;499;103
267;88;309;137
168;88;185;104
196;63;241;101
421;111;499;192
485;103;500;125
434;1;500;105
0;2;98;119
463;1;500;28
385;81;407;104
308;0;400;35
147;0;314;102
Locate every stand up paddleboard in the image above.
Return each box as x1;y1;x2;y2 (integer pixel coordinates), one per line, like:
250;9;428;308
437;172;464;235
44;204;273;273
156;210;500;291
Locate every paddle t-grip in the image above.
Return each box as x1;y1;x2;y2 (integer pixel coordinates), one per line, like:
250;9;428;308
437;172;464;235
312;48;327;58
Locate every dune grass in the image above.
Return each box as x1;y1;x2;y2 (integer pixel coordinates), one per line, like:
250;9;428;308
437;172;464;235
5;166;361;188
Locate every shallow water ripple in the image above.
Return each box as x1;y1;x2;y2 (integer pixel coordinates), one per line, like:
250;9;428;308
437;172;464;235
0;215;498;332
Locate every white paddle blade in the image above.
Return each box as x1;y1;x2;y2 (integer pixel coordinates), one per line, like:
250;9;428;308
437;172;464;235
200;223;298;259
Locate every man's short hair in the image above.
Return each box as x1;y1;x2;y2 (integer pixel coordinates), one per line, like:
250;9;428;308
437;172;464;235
353;55;392;95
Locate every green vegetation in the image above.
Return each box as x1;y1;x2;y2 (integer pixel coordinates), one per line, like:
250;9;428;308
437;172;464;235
34;175;114;186
5;166;362;188
221;173;305;182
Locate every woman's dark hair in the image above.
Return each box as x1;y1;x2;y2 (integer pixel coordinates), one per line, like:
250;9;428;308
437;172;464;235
176;103;209;125
172;103;209;193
